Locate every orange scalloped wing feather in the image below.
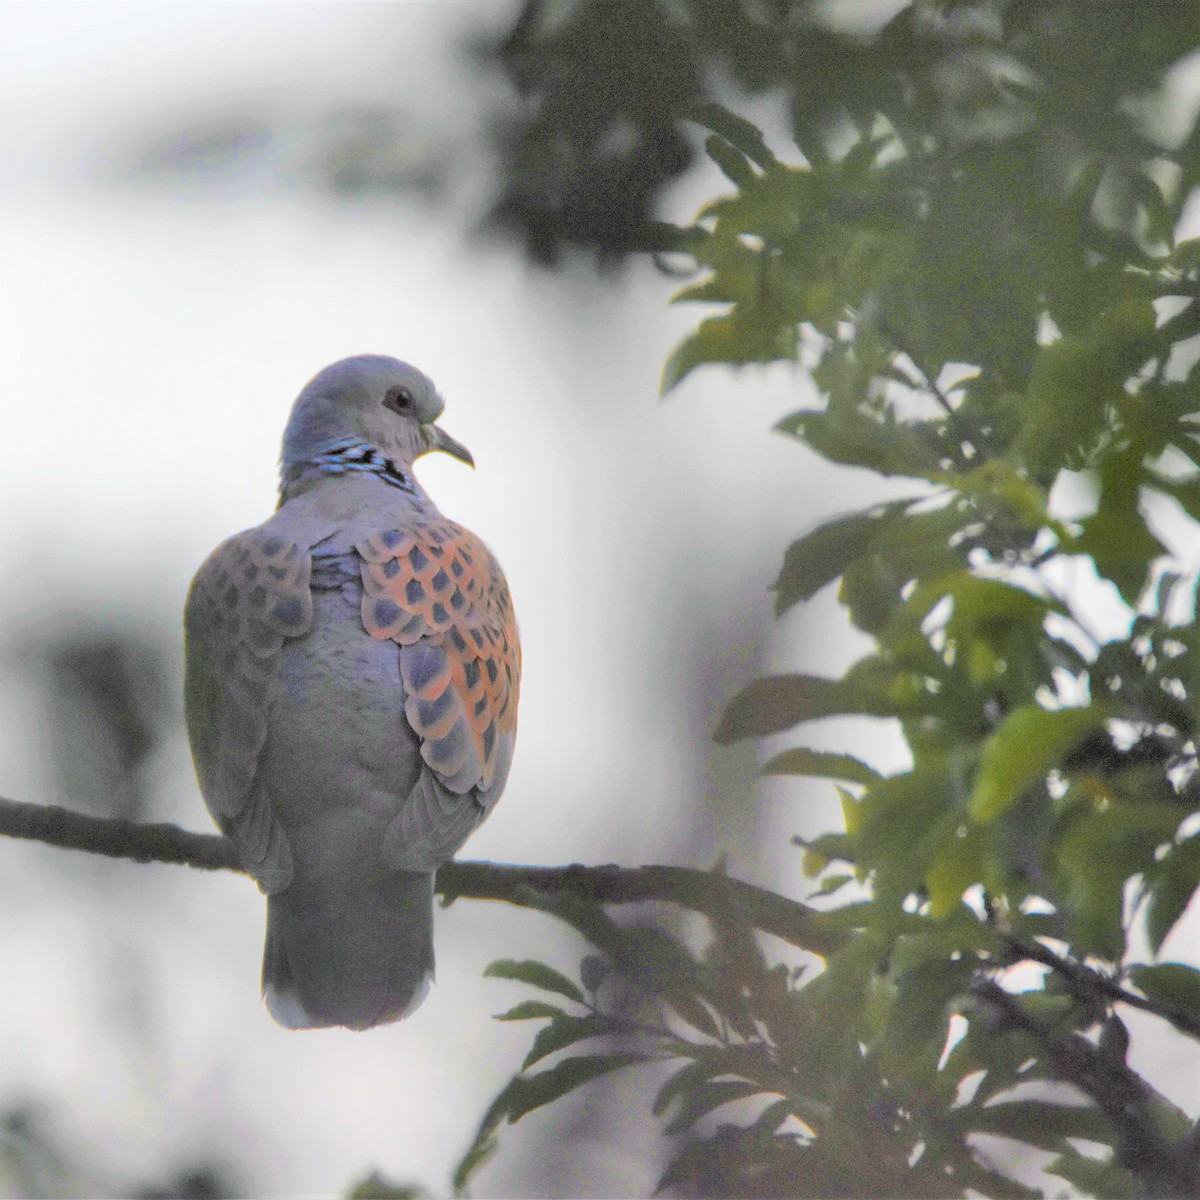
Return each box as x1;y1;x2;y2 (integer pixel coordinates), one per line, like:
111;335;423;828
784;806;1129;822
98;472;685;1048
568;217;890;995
356;521;519;793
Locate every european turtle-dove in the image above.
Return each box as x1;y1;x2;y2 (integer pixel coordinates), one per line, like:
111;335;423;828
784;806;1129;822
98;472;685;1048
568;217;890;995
184;356;520;1030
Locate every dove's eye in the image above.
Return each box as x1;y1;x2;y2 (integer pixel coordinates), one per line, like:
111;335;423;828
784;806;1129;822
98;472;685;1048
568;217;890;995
383;386;415;415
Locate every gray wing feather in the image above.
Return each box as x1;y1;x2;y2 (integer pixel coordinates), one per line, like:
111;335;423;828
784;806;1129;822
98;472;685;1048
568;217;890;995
184;529;313;891
383;772;483;872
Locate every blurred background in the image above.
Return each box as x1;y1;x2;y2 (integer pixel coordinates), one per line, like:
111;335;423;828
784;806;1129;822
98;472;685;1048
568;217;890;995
0;3;881;1196
8;4;1198;1197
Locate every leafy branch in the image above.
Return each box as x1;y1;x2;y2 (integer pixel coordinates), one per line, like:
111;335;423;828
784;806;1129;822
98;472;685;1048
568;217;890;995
1005;935;1200;1042
461;4;1200;1196
972;979;1200;1199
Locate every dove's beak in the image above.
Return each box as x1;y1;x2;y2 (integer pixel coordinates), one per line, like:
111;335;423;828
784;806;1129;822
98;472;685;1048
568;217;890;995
424;424;475;468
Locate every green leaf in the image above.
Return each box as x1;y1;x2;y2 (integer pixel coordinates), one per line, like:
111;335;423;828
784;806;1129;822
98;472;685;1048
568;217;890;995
661;312;798;394
616;926;723;1038
909;572;1058;643
950;1157;1043;1200
653;1045;791;1121
523;1014;608;1069
1055;801;1183;958
776;409;937;478
715;673;890;742
494;1001;564;1022
653;1058;711;1118
947;1100;1110;1151
663;1079;764;1136
1171;236;1200;271
346;1172;429;1200
802;831;857;866
686;102;777;171
519;890;735;1035
704;134;756;187
812;872;855;896
484;959;585;1005
1146;837;1200;951
854;765;959;896
452;1130;499;1198
503;1053;647;1125
1074;492;1168;607
1128;963;1200;1016
1066;442;1169;606
1151;298;1200;348
923;825;986;918
943;460;1054;532
772;503;912;614
635;221;705;255
579;955;609;995
1018;312;1156;483
969;704;1111;822
760;747;881;784
454;1054;647;1196
1046;1148;1138;1200
887;955;976;1070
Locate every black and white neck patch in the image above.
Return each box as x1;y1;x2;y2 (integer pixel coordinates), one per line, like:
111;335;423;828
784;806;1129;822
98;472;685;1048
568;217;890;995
309;438;415;492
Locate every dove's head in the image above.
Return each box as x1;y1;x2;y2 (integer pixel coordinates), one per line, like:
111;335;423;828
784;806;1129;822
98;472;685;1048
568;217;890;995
280;355;473;495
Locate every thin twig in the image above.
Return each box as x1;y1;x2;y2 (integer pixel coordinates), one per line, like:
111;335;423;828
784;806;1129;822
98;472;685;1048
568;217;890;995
878;319;957;418
904;353;956;418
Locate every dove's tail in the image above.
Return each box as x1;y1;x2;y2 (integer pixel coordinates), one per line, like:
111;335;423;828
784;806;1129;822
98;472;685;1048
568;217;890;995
261;868;435;1030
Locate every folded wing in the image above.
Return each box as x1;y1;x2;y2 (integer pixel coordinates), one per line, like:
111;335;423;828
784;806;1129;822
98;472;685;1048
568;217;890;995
356;520;520;868
184;530;313;890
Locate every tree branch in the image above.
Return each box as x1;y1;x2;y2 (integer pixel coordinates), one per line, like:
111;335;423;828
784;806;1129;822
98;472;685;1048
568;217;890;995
973;979;1200;1199
1008;934;1200;1042
439;859;848;954
0;795;847;957
0;794;240;870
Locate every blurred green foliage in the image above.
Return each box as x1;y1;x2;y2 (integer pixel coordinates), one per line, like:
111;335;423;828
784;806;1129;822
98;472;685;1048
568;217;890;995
466;1;1200;1196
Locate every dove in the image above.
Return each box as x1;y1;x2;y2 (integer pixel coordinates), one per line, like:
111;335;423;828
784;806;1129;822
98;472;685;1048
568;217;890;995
184;356;520;1030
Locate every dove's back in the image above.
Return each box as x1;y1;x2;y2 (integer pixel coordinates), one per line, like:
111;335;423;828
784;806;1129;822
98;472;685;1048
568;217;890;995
259;564;435;1029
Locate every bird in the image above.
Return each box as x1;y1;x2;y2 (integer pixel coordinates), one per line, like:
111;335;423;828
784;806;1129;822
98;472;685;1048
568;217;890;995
183;355;520;1030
